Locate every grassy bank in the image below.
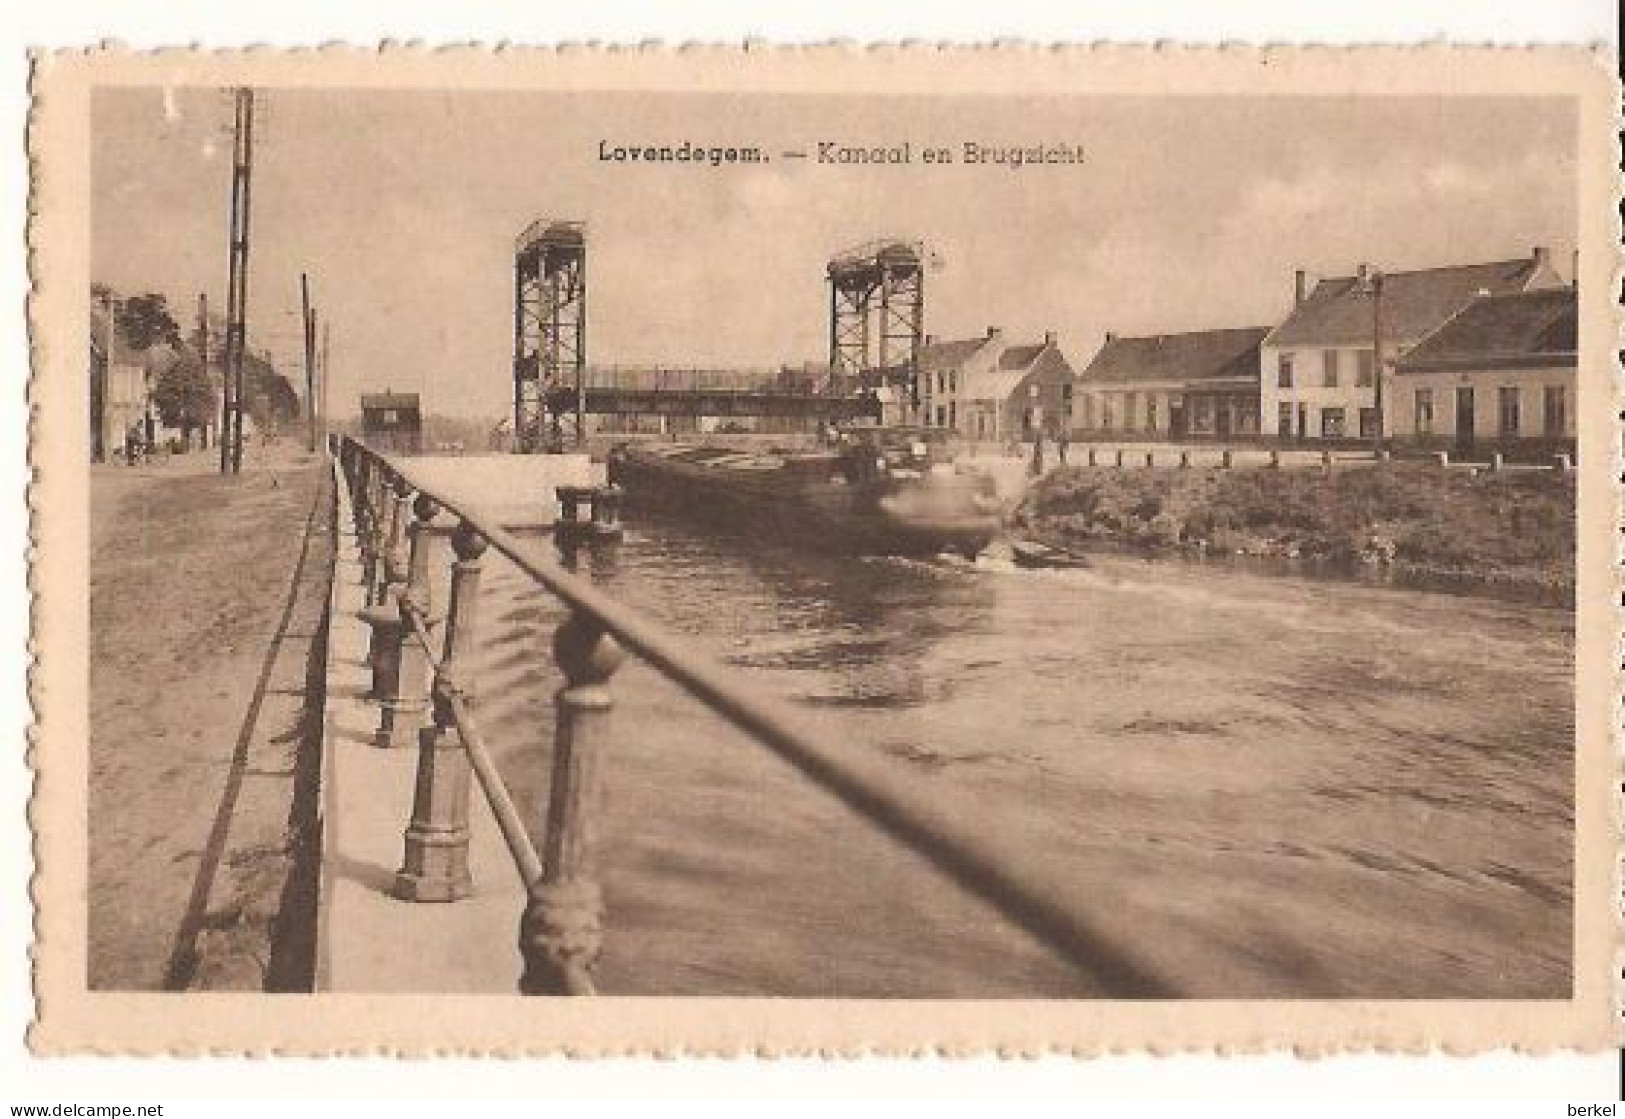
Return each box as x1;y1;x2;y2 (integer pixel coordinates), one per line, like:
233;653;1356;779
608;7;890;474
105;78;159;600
1019;462;1575;596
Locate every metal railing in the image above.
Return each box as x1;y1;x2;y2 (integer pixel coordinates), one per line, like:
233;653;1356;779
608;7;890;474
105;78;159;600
333;433;1178;997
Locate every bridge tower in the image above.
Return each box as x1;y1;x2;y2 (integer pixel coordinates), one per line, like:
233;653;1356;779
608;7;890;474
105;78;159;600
826;239;926;424
513;220;588;451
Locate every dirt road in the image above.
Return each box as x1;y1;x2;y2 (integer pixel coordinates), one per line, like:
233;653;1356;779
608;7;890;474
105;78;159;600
88;446;332;990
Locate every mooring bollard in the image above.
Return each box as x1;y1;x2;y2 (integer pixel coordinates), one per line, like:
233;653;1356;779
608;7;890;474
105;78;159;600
589;484;624;540
374;493;446;750
1179;450;1193;470
394;521;486;903
1144;451;1156;468
1268;450;1282;470
1433;450;1450;469
1219;449;1234;469
520;612;627;995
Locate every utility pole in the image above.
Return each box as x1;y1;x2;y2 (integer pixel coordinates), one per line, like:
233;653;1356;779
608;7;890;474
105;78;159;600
222;87;255;474
320;320;331;452
301;272;317;453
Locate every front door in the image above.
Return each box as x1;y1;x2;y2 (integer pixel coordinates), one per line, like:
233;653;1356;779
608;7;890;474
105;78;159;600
1296;403;1308;442
1169;401;1187;439
1455;386;1475;450
1214;396;1231;440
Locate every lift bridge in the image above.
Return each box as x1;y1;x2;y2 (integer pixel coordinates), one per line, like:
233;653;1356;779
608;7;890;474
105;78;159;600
513;222;929;448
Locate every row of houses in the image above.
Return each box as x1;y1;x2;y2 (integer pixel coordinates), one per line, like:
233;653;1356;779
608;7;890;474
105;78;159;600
913;246;1579;451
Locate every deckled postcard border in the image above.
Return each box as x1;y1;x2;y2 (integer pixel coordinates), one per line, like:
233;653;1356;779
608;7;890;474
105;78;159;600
26;43;1623;1056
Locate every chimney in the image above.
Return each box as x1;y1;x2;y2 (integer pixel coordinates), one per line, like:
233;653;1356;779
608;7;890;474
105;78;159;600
1104;331;1117;343
986;326;1001;339
923;333;935;346
1294;269;1307;305
1043;331;1056;346
1572;248;1579;288
1532;245;1551;272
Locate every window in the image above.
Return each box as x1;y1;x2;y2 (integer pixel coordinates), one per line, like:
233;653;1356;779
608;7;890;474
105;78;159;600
1192;395;1214;433
1414;389;1434;435
1498;386;1521;437
1355;350;1375;387
1146;394;1159;431
948;402;957;429
1102;396;1116;430
1124;392;1139;431
1278;401;1294;437
1277;353;1295;388
1322;349;1340;388
1321;407;1346;438
1543;385;1567;437
1359;407;1379;438
382;409;399;424
935;405;947;428
1061;383;1074;418
1080;394;1095;429
948;371;957;393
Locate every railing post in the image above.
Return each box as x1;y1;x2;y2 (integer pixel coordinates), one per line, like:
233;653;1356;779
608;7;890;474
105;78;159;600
519;612;626;995
394;520;486;903
375;493;445;749
362;473;410;702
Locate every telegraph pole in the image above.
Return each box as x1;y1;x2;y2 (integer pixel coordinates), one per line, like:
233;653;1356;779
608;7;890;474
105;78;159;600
320;321;331;452
301;273;317;453
222;88;255;474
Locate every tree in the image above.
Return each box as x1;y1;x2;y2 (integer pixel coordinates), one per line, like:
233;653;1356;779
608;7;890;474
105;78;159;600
151;351;217;441
116;293;181;351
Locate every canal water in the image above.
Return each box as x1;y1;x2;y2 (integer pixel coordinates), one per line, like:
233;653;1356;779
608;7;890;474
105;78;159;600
471;509;1572;999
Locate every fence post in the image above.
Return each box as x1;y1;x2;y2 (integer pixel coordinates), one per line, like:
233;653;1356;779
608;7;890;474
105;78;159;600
519;612;627;995
393;521;485;903
376;493;445;749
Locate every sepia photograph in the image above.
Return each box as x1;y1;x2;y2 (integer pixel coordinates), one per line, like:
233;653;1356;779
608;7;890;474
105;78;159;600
24;45;1618;1055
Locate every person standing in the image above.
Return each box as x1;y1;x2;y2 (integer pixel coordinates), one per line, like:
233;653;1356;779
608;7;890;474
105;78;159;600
1055;424;1070;466
1030;427;1046;477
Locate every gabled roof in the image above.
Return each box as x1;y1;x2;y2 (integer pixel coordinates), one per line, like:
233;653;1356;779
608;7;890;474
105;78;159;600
1394;288;1578;375
360;392;422;410
964;340;1061;402
1267;259;1552;348
918;336;996;372
1079;327;1269;387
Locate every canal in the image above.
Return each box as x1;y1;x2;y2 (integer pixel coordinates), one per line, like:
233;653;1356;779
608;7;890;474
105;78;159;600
472;508;1572;999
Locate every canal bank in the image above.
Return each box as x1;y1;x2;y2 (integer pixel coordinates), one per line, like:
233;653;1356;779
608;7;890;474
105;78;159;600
1019;459;1575;599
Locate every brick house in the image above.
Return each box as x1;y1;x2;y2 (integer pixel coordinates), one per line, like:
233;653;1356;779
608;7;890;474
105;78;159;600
917;328;1074;442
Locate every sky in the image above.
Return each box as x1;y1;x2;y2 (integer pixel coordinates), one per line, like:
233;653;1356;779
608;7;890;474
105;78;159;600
91;89;1577;419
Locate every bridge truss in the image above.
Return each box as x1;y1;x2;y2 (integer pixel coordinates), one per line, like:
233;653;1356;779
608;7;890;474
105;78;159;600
513;220;588;451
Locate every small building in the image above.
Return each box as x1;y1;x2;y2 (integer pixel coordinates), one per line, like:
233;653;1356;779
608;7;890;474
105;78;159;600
89;303;152;461
1072;327;1269;441
918;328;1074;442
1261;248;1564;442
360;391;423;454
1390;287;1577;455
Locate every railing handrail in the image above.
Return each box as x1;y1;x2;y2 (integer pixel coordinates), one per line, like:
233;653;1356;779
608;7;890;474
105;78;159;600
339;434;1177;996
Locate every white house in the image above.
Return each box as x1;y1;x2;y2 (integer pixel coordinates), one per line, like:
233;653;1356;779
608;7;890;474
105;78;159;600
1390;286;1577;453
1260;248;1564;442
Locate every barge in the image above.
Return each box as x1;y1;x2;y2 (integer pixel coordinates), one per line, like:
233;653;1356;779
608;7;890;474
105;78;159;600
607;431;1003;556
